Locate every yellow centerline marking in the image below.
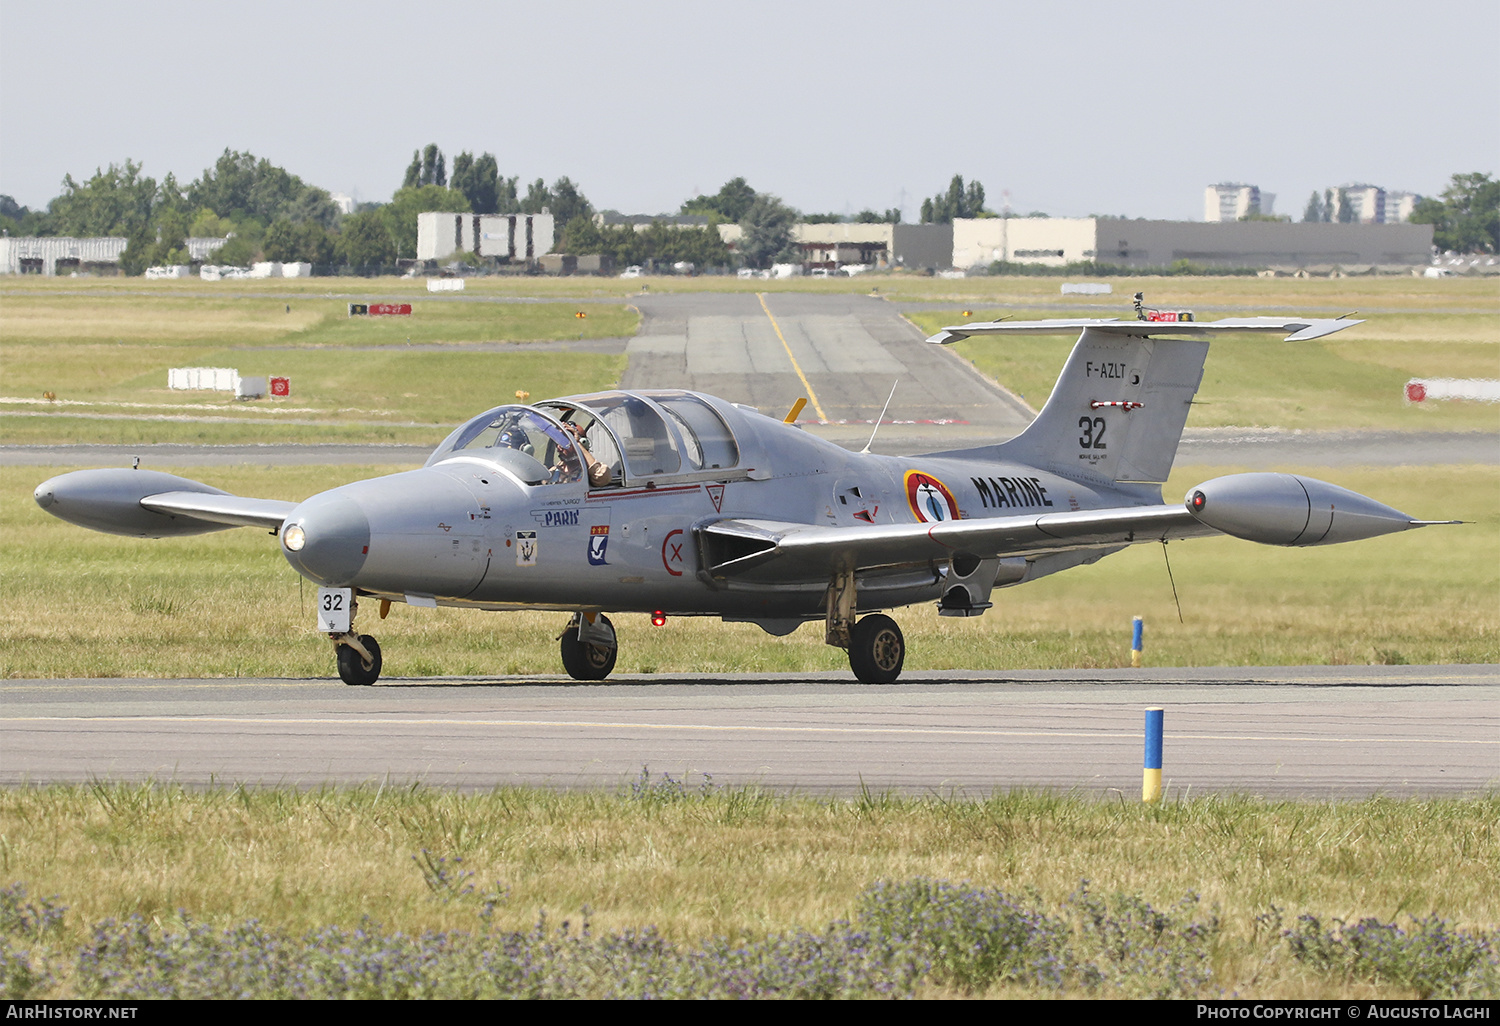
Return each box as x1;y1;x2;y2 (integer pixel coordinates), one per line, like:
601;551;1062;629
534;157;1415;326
757;292;828;423
6;716;1494;746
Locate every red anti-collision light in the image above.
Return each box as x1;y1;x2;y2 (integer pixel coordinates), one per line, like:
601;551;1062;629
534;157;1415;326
651;611;667;627
1191;491;1206;512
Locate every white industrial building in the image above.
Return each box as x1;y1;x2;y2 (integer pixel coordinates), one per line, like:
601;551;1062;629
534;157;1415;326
954;217;1435;271
714;222;953;270
186;236;231;262
417;212;555;262
953;217;1099;267
0;236;128;275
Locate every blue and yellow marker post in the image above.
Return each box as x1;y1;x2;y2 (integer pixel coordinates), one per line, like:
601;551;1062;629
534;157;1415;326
1143;707;1164;803
1131;615;1144;668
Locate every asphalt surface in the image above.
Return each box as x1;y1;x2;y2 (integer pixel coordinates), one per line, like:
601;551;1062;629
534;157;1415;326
2;667;1494;797
621;292;1034;450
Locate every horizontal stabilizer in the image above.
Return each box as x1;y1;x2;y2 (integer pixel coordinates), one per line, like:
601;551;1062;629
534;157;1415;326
927;316;1362;345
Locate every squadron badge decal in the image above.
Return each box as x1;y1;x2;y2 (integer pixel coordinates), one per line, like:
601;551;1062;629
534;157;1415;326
904;470;960;523
588;525;609;565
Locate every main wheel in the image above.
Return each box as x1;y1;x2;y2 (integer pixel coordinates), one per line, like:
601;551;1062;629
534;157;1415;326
848;614;905;684
336;634;382;686
560;614;617;681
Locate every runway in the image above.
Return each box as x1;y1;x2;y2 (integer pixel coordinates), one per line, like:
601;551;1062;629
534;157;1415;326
3;666;1494;798
620;292;1034;450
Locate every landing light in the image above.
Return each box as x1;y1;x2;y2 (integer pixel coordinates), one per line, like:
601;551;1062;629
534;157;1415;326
283;523;306;551
651;611;667;627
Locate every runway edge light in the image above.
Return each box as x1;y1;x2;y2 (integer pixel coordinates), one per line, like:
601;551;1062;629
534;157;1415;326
1143;707;1164;803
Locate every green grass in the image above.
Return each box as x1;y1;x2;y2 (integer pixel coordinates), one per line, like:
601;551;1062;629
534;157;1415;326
0;286;638;444
2;349;625;442
3;463;1494;679
4;276;1495;445
1;786;1496;997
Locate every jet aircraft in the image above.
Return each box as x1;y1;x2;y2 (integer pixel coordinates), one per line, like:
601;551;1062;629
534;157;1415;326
33;310;1453;685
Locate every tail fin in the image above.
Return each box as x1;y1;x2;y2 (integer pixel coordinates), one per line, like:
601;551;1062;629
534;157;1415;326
1000;328;1207;484
926;316;1361;487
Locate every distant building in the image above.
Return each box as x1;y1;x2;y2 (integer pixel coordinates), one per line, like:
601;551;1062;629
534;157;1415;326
1204;183;1268;221
953;218;1097;267
1325;185;1423;224
0;236;127;275
417;212;555;262
1383;191;1421;224
329;193;357;216
715;222;953;270
186;236;231;262
1339;184;1385;224
594;212;713;231
953;218;1435;271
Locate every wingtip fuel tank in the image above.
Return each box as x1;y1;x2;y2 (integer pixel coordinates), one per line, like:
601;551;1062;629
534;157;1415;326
1184;472;1423;546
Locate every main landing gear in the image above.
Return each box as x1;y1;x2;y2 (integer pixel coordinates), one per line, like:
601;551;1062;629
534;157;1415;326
559;612;618;681
826;569;907;684
848;613;905;684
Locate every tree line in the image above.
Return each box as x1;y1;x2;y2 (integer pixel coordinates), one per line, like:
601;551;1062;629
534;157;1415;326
1;150;1011;274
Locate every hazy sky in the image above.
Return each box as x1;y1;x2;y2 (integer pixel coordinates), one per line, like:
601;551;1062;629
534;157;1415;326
2;0;1496;221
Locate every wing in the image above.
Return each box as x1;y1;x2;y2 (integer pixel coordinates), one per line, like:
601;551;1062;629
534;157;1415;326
140;491;296;531
35;468;294;538
926;316;1362;345
698;504;1216;584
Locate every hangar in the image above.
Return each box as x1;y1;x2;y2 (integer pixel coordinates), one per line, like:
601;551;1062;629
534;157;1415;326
0;236;127;275
952;218;1435;271
714;222;954;271
417;212;556;262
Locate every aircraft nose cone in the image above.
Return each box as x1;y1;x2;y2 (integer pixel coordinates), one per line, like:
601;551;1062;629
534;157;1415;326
282;491;370;586
34;481;55;509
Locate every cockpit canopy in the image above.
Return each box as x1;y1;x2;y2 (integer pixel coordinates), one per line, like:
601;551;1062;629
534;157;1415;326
425;406;583;486
426;393;741;489
426;390;742;487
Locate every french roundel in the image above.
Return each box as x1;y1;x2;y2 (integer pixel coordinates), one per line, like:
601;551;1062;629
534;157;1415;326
904;471;960;523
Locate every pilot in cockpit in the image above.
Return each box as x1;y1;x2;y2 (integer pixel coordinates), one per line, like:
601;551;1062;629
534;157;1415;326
562;420;613;488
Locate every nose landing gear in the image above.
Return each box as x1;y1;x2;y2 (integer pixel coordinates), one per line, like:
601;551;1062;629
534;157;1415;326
335;633;382;686
559;612;617;680
322;589;383;685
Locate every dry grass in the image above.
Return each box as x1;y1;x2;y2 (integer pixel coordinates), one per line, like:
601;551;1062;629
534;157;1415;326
1;785;1495;997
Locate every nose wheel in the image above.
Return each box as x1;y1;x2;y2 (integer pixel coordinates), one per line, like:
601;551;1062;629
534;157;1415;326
559;613;617;681
335;634;382;686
